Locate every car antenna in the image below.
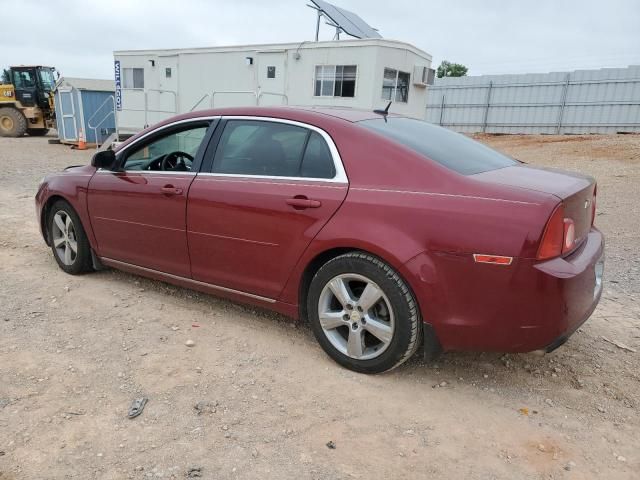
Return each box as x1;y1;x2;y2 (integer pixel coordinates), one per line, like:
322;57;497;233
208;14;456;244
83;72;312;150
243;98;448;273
373;101;392;116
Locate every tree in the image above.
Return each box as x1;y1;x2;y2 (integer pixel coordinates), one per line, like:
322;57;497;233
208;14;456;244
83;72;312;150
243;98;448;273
436;60;468;78
1;69;11;84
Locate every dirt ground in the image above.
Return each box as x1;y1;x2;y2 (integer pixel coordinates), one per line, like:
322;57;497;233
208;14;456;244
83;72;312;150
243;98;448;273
0;133;639;480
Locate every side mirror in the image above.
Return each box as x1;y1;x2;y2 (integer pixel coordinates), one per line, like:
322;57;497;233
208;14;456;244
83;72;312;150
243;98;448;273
91;149;117;170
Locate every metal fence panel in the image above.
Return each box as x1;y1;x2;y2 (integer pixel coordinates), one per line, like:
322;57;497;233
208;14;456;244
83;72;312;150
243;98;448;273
425;66;640;134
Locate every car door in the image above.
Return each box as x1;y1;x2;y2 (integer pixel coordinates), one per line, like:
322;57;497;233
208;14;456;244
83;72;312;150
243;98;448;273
187;117;349;299
88;120;213;277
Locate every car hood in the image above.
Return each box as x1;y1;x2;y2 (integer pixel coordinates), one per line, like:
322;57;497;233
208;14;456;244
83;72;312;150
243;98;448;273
42;164;96;187
62;165;96;175
470;164;593;200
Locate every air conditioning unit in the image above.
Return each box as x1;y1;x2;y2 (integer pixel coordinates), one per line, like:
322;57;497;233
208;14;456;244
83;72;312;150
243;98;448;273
413;66;435;87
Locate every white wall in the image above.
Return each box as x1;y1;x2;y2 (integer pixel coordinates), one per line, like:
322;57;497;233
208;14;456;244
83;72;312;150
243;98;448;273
115;40;431;133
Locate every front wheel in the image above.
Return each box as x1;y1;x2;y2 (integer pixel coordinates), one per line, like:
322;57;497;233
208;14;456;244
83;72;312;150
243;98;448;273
47;200;93;274
0;107;27;137
307;252;422;373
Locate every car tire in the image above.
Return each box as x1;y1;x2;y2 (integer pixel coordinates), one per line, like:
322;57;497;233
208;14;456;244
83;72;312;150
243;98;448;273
307;252;422;373
0;107;27;137
47;200;93;275
27;128;49;136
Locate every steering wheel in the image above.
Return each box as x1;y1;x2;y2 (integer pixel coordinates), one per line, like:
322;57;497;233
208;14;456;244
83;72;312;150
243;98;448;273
161;151;194;171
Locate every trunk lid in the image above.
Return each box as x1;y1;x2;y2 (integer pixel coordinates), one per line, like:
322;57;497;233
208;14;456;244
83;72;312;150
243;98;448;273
472;165;596;249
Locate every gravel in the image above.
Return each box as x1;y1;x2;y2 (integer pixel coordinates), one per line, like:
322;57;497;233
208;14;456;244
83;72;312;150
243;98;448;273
0;133;638;479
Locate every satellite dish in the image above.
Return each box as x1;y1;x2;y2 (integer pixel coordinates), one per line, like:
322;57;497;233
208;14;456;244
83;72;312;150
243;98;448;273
308;0;382;40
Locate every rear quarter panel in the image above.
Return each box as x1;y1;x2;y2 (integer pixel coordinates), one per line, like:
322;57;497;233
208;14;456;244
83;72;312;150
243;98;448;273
279;181;558;307
279;121;560;316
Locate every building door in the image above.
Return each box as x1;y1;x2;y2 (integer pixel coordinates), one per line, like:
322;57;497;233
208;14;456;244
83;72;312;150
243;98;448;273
145;55;178;124
58;88;78;142
256;52;287;106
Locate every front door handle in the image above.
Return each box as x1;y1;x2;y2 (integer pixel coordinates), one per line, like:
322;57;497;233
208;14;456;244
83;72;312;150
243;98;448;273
160;185;183;195
286;196;322;209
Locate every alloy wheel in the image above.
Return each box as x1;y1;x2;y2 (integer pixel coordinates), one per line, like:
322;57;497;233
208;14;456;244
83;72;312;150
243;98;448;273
318;273;395;360
51;211;78;266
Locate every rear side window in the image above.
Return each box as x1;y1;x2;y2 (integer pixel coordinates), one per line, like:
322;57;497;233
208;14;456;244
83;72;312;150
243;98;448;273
301;132;335;179
213;120;336;179
359;117;517;175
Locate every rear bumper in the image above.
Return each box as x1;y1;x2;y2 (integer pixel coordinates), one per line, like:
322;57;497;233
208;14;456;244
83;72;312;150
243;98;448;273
536;231;604;352
404;228;604;353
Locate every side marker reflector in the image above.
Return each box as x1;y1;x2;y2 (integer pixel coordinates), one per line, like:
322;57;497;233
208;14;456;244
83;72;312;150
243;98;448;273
473;254;513;266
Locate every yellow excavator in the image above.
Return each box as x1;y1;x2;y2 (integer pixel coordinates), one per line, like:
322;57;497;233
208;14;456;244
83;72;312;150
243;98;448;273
0;65;57;137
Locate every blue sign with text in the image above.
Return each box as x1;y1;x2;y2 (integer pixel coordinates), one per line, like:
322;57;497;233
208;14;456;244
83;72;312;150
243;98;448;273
114;60;122;111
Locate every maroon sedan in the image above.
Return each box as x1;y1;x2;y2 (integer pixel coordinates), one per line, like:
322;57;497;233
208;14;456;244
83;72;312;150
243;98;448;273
36;107;604;373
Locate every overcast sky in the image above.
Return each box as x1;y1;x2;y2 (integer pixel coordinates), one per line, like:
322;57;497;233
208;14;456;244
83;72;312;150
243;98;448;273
2;0;639;79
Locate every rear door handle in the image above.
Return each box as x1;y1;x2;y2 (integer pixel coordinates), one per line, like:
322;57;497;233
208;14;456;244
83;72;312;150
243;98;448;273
286;196;322;209
160;185;183;195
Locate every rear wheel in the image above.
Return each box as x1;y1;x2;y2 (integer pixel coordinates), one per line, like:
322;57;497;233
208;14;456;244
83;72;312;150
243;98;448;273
0;107;27;137
307;252;422;373
27;128;49;136
47;200;93;275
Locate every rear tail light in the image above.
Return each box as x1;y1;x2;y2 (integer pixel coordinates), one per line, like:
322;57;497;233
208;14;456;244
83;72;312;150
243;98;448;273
537;204;576;260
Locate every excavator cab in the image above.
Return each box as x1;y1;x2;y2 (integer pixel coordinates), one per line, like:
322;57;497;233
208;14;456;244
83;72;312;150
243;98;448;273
0;66;57;137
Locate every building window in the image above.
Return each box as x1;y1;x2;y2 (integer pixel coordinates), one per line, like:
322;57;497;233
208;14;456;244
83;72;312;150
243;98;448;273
382;68;410;103
267;66;276;79
314;65;357;97
122;67;144;89
165;68;172;78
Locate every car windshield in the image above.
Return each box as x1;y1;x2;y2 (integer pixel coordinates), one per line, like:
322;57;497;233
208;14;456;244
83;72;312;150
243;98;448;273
359;117;518;175
38;68;56;91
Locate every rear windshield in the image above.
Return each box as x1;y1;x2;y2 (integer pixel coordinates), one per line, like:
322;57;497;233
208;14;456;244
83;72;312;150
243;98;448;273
359;117;518;175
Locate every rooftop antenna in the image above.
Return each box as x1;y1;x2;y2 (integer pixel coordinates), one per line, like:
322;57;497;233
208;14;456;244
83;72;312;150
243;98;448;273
307;0;382;41
373;101;392;116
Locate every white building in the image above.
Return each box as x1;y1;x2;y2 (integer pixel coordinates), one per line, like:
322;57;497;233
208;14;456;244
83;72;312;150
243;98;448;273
114;39;433;135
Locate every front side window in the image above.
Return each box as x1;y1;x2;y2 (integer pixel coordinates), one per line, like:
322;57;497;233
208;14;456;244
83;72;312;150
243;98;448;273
213;120;335;179
359;117;518;175
314;65;357;98
382;68;410;103
123;124;209;171
123;67;144;89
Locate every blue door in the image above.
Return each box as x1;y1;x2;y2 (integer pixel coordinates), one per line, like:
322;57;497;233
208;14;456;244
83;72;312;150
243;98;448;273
58;89;78;141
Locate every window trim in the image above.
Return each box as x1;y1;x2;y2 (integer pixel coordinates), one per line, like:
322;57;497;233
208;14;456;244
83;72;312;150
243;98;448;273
382;68;411;103
99;117;219;175
204;116;348;184
313;64;358;99
104;115;349;183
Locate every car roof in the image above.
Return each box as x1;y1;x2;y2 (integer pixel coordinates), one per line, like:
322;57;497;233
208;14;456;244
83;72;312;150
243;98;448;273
182;106;395;123
290;106;397;122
